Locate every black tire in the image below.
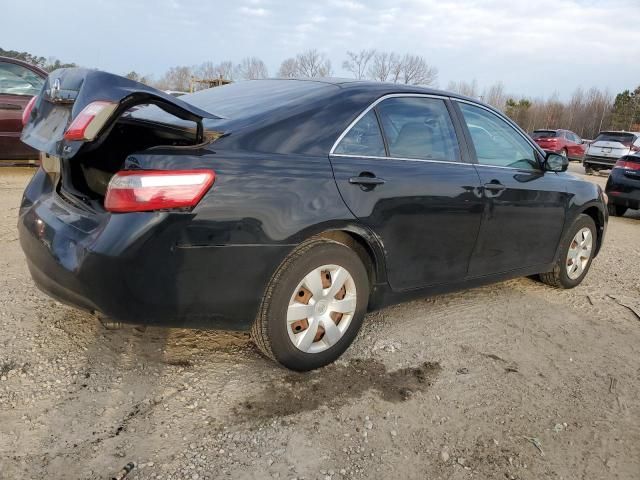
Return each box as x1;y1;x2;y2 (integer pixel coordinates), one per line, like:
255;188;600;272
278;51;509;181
584;163;594;175
608;204;627;217
251;237;369;371
539;214;597;289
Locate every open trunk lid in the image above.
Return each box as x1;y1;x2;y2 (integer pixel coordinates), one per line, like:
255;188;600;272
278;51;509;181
21;68;221;159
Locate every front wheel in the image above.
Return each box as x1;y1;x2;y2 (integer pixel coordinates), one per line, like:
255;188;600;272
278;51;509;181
539;214;596;289
251;238;369;371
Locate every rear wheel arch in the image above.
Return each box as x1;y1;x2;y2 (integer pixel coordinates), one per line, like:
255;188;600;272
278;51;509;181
315;228;386;288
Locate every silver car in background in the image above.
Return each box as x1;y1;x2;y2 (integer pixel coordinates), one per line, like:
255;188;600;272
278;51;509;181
583;131;640;174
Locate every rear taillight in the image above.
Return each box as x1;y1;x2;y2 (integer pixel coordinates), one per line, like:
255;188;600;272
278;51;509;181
614;158;640;170
104;169;215;213
631;144;640;152
63;101;118;141
22;96;38;126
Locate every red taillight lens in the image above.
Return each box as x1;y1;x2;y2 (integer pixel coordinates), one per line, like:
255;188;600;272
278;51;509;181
105;170;215;212
22;96;38;126
63;101;117;141
614;159;640;170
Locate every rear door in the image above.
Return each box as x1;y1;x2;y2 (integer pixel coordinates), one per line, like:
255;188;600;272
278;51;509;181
330;95;483;291
454;101;568;276
0;60;44;159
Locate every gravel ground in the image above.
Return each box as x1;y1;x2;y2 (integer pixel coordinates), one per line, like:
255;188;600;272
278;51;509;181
1;166;639;480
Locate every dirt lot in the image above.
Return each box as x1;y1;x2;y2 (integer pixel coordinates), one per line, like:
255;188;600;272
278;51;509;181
1;166;639;480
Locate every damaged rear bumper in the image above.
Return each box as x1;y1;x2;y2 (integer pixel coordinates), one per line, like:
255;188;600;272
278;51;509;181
18;172;289;330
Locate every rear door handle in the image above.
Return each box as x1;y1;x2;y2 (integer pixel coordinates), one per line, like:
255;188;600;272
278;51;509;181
0;103;22;110
349;175;385;186
483;182;506;192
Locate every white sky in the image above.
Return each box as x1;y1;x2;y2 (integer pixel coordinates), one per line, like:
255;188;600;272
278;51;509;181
3;0;640;98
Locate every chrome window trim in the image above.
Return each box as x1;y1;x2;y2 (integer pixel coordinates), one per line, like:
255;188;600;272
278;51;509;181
329;93;450;156
330;152;475;166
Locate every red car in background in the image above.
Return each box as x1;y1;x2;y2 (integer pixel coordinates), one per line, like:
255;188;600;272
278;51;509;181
531;129;586;161
0;56;47;163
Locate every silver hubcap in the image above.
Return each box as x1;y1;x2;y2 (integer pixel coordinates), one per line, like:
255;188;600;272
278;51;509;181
286;264;357;354
566;227;593;280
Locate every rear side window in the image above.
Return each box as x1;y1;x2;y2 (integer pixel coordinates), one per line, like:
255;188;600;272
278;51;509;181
334;110;385;156
459;103;539;170
374;97;460;161
0;62;44;96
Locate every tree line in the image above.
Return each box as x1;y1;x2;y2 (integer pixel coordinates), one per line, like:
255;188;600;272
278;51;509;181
3;47;638;139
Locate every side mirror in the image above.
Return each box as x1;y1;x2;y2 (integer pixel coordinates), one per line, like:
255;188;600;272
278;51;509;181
544;152;569;172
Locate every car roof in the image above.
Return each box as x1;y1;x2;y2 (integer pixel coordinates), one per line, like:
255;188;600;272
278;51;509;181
598;130;640;135
0;56;47;77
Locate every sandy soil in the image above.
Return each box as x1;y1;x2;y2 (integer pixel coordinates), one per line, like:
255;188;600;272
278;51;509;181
0;166;639;480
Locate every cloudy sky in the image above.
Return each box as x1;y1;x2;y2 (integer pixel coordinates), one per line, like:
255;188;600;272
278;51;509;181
4;0;640;98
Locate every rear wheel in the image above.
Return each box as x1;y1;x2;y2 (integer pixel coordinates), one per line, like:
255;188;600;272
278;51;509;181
608;204;627;217
539;214;596;289
251;238;369;371
584;163;594;175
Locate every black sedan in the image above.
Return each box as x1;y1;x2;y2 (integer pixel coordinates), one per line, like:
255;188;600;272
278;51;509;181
19;69;608;371
605;153;640;216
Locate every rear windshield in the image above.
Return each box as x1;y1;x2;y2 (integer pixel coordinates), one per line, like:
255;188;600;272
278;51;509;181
532;130;558;139
594;132;636;146
130;79;335;127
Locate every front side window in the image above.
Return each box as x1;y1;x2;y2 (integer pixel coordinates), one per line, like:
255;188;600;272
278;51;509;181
376;97;460;161
334;110;385;156
0;62;44;96
459;103;539;170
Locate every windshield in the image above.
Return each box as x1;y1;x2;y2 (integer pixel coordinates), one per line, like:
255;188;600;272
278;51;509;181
532;130;558;139
594;132;636;146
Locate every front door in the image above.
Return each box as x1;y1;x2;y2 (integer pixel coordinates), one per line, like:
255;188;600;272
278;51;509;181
454;101;568;277
330;96;483;291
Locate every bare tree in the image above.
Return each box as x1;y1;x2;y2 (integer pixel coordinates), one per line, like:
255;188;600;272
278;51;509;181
277;50;332;78
342;49;376;80
296;49;332;77
367;52;437;85
368;52;402;82
235;56;268;80
399;54;438;86
277;58;298;78
195;61;234;82
483;82;506;110
447;79;479;98
157;66;192;91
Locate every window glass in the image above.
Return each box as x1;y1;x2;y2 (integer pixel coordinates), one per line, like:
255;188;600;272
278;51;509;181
459;103;539;170
334;110;386;156
376;97;460;161
0;62;44;96
532;130;558;139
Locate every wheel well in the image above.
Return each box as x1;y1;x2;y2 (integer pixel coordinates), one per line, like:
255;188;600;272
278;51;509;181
581;206;604;256
316;230;381;286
